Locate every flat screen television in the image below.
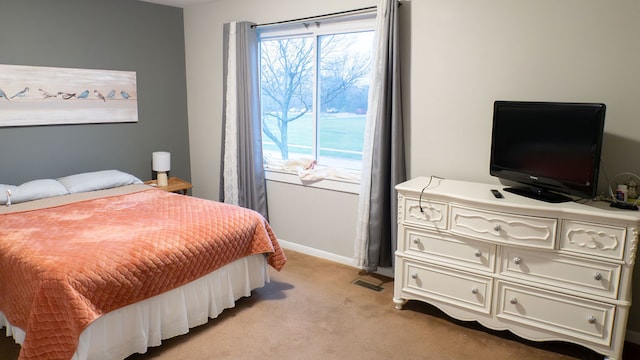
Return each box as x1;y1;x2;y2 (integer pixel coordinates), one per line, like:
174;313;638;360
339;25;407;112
490;100;606;203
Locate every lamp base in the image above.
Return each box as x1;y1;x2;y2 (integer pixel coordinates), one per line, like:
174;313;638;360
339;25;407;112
157;172;168;187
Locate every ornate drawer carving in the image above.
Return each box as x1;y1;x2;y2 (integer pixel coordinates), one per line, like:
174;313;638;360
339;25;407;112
400;196;447;229
449;205;557;249
499;246;621;299
560;220;626;260
403;260;493;314
496;281;615;346
405;227;496;273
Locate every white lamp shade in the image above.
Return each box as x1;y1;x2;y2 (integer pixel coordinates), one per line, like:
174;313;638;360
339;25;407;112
152;151;171;172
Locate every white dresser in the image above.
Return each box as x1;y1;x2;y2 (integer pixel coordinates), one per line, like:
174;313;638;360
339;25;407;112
393;177;640;360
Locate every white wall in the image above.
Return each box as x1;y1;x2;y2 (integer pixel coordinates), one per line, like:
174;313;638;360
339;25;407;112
184;0;640;333
408;0;640;189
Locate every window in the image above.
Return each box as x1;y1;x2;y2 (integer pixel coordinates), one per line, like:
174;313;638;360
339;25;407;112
258;14;375;181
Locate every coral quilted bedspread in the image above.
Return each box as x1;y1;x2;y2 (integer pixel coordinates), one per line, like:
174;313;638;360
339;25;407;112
0;188;285;360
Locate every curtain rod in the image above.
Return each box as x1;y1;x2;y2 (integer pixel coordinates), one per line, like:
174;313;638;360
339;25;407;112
252;6;377;29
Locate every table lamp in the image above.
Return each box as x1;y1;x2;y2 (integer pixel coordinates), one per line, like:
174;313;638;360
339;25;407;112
152;151;170;187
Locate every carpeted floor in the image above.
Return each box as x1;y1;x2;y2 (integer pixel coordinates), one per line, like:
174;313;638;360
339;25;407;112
1;250;639;359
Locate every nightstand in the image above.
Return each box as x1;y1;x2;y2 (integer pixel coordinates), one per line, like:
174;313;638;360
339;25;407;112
145;177;193;195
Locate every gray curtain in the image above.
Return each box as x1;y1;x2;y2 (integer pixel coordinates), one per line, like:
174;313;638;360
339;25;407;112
220;22;269;220
364;0;406;272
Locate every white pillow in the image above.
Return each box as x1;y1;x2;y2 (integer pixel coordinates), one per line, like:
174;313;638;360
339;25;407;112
1;179;69;205
57;170;143;194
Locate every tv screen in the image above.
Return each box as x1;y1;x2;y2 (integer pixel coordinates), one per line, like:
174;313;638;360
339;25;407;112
490;101;606;202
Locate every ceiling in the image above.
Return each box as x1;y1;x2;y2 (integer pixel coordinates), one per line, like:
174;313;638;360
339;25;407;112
138;0;215;7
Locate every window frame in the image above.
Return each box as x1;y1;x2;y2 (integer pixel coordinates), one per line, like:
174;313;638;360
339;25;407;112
257;13;376;192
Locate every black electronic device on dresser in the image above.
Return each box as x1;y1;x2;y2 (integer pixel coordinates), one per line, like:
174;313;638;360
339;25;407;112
490;100;606;203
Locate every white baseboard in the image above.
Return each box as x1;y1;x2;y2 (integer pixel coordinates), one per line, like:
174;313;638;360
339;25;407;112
278;239;357;268
277;239;394;278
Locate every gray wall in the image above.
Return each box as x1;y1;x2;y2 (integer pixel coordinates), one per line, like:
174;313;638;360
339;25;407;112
0;0;190;185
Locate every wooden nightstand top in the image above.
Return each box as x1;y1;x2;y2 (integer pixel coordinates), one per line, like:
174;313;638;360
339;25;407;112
145;177;193;195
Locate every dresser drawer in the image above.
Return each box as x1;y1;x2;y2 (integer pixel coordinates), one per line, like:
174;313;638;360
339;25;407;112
450;205;557;249
404;227;496;273
560;220;626;260
403;260;492;314
499;247;621;299
400;196;447;229
496;281;615;346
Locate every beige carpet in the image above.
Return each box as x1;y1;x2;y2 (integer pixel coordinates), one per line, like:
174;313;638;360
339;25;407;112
1;250;638;359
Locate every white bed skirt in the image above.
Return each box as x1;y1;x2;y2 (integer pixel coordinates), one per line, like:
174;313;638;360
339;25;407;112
1;254;269;360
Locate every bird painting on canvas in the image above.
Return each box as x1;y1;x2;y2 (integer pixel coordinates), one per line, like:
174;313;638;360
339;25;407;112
77;90;90;99
94;90;106;102
10;87;29;99
57;92;76;100
38;88;57;99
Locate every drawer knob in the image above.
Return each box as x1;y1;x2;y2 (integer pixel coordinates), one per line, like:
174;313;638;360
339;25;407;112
413;238;421;244
509;298;518;305
411;273;419;280
494;225;502;232
593;272;603;281
471;287;479;295
513;257;522;265
588;315;597;324
474;250;482;258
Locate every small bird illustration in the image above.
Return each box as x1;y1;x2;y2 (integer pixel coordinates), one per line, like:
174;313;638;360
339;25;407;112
107;89;116;99
58;92;76;100
94;90;106;102
0;88;10;101
10;87;29;99
77;90;90;99
38;88;57;99
120;90;131;99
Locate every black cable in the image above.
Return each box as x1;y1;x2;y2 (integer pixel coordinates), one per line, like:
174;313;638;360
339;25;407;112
419;176;444;213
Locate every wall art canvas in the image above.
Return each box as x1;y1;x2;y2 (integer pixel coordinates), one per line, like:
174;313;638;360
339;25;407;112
0;64;138;127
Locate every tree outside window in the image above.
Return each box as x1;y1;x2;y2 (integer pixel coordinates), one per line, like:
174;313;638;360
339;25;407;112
259;20;374;172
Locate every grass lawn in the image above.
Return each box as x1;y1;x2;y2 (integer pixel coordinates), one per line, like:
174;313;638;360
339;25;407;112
263;112;366;162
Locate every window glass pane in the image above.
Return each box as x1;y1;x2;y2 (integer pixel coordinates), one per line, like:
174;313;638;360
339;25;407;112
259;18;374;177
318;31;373;170
260;37;314;161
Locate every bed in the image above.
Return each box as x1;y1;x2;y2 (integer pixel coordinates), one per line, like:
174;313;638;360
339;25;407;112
0;171;286;360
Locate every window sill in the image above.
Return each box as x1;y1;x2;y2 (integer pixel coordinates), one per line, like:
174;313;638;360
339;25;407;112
265;170;360;194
